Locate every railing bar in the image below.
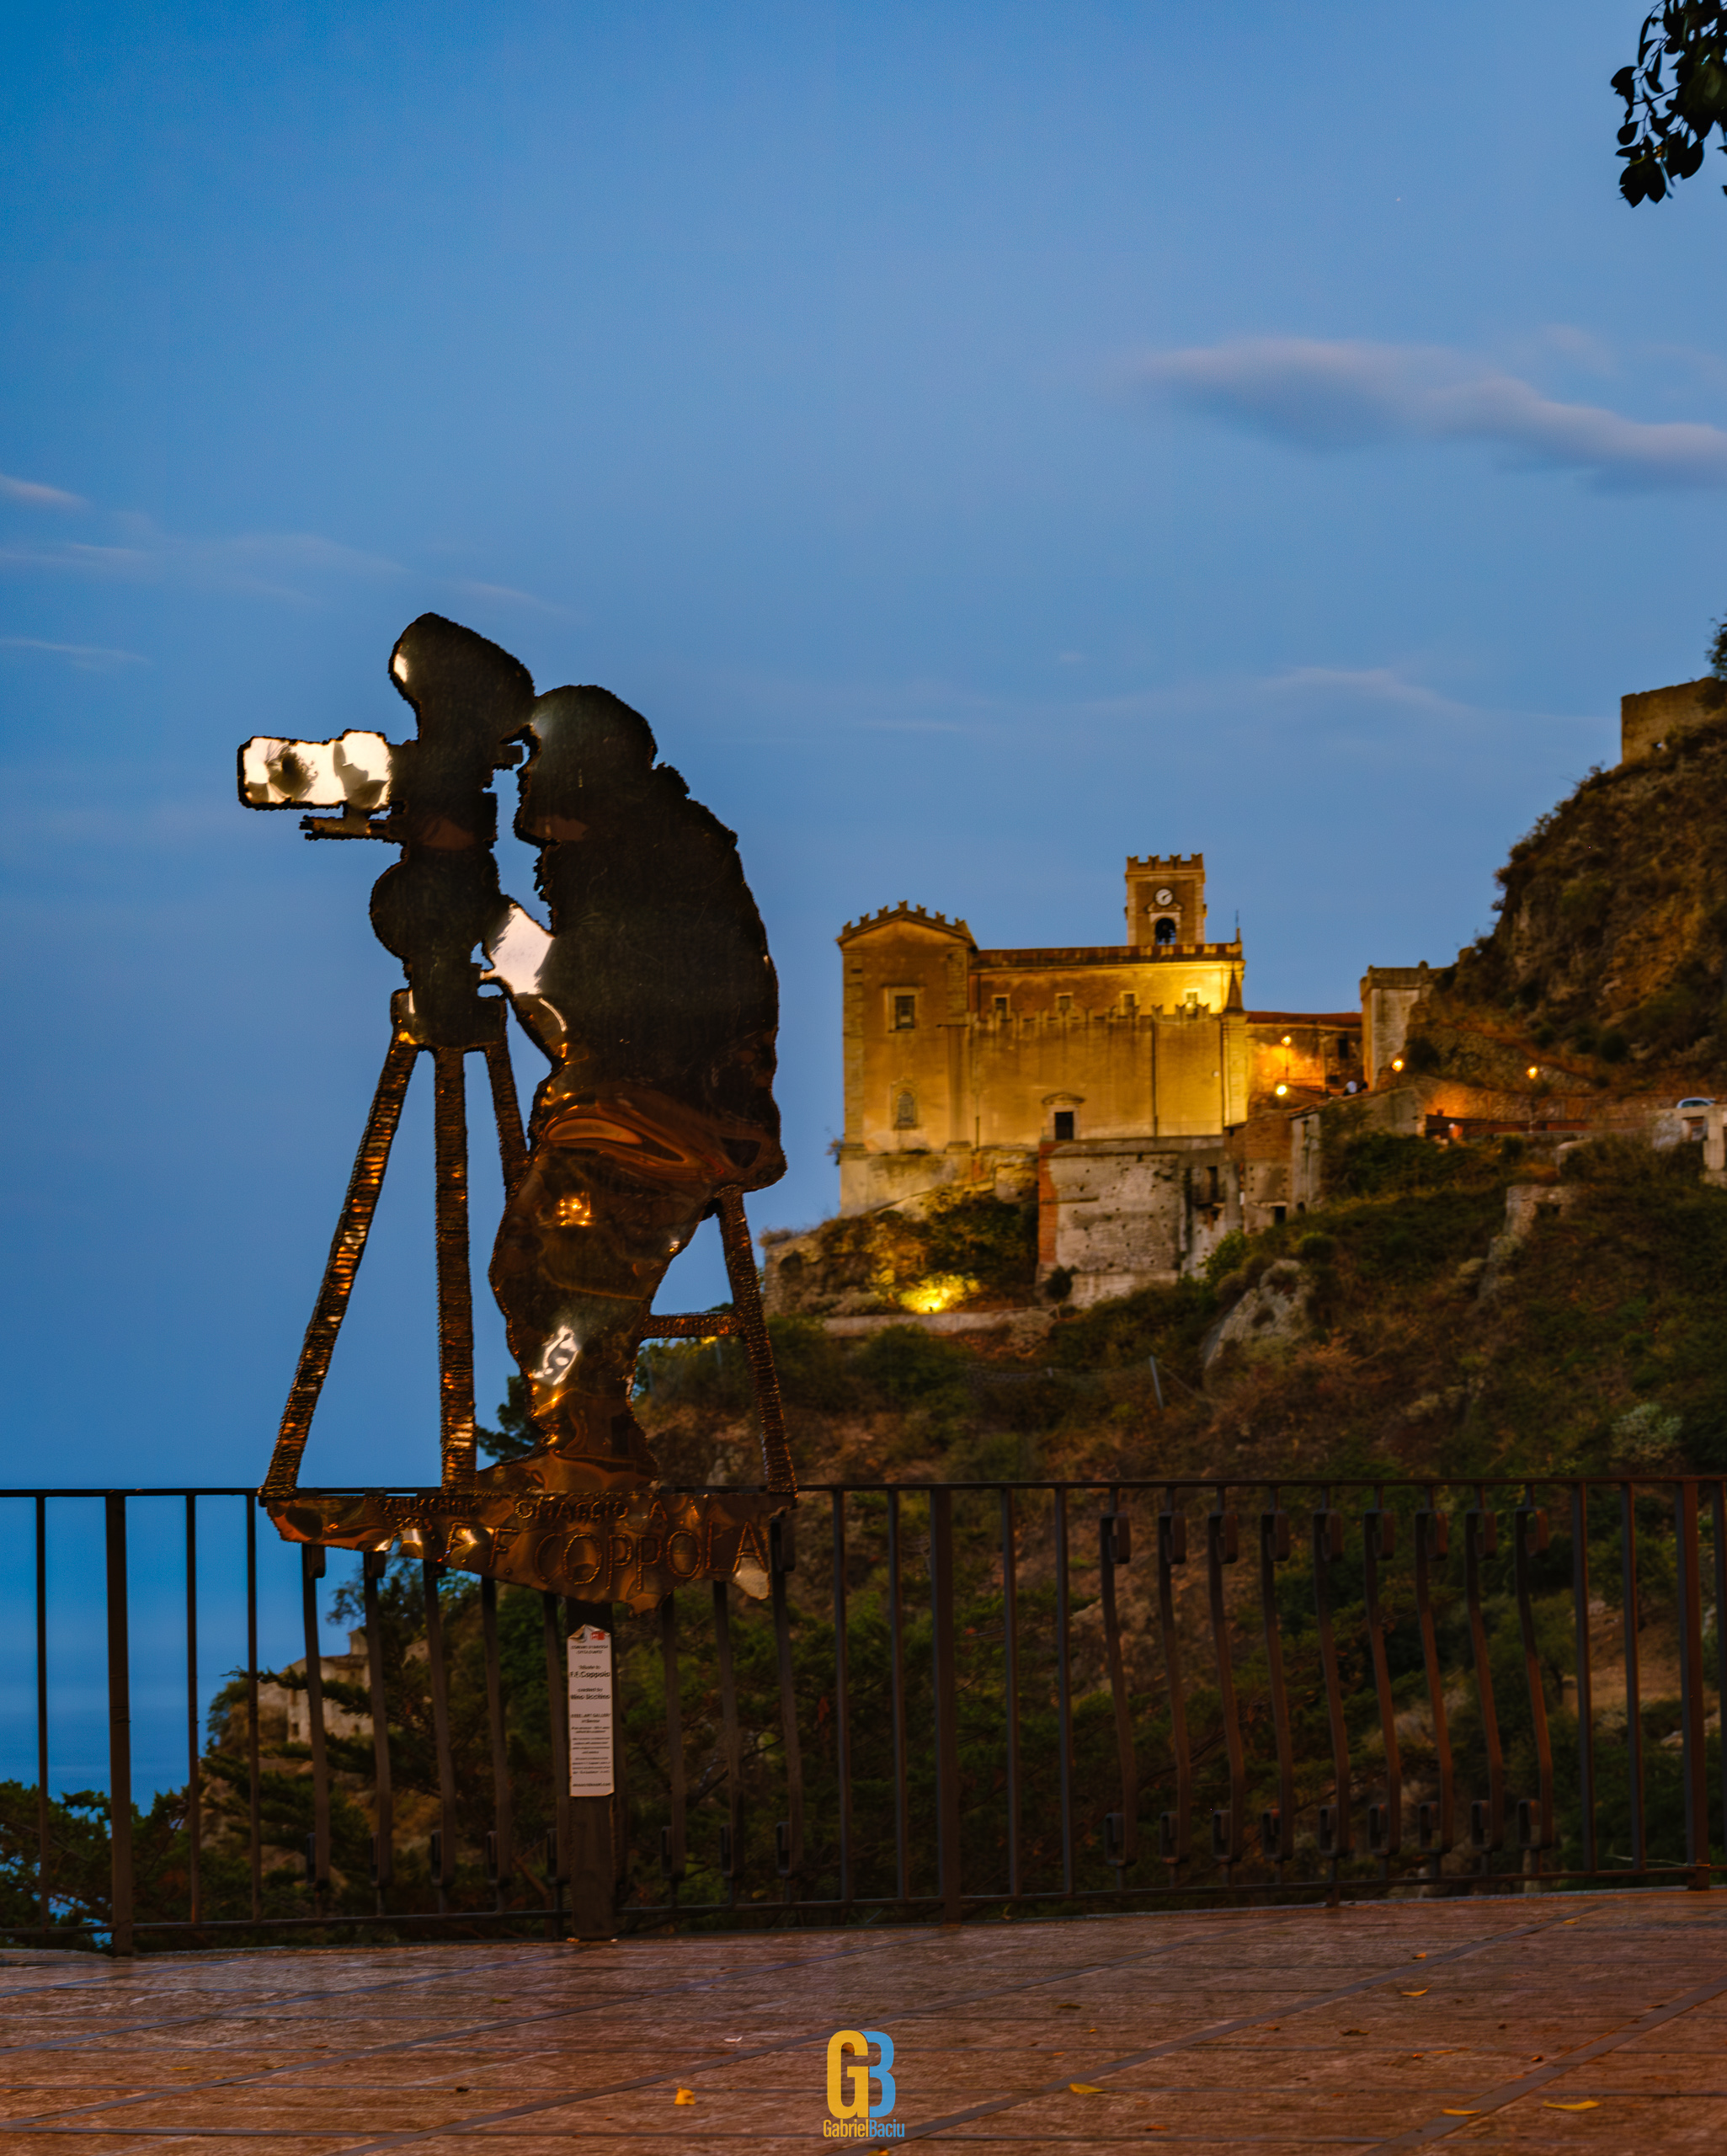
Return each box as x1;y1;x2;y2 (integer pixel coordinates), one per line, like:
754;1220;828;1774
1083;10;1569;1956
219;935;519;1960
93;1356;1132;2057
1206;1492;1246;1869
481;1574;514;1898
104;1493;133;1957
712;1580;742;1906
930;1488;962;1924
1674;1478;1709;1886
1311;1497;1352;1867
1623;1481;1645;1870
1000;1489;1021;1899
1572;1485;1596;1877
1258;1497;1296;1867
831;1492;852;1907
1100;1495;1138;1871
887;1491;909;1903
1513;1488;1554;1860
35;1495;49;1937
185;1494;201;1926
1053;1486;1074;1897
770;1524;804;1898
245;1500;261;1923
1158;1487;1191;1870
660;1589;685;1887
541;1592;570;1937
1713;1483;1727;1874
1465;1492;1505;1863
1362;1500;1401;1860
363;1553;394;1898
301;1545;332;1914
424;1559;458;1906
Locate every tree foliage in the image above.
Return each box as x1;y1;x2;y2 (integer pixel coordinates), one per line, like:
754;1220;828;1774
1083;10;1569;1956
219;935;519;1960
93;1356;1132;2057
1612;5;1727;202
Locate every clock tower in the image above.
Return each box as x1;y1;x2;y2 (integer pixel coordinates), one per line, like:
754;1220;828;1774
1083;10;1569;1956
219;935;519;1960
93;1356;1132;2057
1125;853;1207;948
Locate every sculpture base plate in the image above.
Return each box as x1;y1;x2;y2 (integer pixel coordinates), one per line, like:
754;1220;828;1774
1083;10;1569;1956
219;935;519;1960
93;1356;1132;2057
265;1485;792;1609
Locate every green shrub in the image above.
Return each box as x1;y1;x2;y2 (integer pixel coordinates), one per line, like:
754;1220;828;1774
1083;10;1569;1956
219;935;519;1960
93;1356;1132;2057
920;1188;1037;1297
852;1325;971;1406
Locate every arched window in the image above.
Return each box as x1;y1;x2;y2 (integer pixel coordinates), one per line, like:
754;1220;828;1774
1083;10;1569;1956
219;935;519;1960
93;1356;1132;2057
893;1089;918;1129
1154;916;1176;945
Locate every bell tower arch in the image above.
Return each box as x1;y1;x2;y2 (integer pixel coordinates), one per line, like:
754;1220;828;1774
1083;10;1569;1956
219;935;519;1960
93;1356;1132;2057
1125;853;1207;948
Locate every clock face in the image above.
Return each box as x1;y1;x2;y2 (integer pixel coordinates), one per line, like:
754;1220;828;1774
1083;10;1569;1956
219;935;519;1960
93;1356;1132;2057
1154;886;1175;905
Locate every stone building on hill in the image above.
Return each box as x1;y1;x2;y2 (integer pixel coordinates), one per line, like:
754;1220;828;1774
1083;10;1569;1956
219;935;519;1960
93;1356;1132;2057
1620;677;1724;762
832;856;1363;1301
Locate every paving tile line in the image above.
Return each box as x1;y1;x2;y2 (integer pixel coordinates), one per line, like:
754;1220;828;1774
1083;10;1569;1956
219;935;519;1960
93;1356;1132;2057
0;1901;1643;2149
896;1908;1582;2142
4;1916;1261;2151
155;1905;1578;2152
0;1957;550;2060
0;1929;935;2137
1365;1967;1727;2148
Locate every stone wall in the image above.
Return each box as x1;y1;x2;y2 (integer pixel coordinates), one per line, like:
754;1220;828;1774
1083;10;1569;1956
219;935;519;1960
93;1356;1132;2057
1621;677;1725;763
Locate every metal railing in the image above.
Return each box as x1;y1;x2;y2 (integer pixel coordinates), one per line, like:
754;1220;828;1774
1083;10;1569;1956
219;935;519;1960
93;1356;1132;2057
4;1476;1724;1952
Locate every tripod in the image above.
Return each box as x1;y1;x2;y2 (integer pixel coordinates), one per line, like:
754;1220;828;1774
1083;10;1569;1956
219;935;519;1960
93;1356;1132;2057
260;989;794;1506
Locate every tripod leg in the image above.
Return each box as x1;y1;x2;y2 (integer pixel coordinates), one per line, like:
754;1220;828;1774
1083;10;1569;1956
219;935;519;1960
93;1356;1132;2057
714;1184;797;1497
432;1046;478;1490
263;1023;419;1499
480;1031;528;1198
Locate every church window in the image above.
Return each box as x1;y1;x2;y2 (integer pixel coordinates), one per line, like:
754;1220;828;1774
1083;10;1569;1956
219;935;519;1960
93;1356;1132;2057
1056;994;1073;1016
993;995;1010;1018
892;993;916;1030
894;1089;918;1128
1154;916;1176;945
1053;1110;1075;1141
1122;991;1137;1012
1337;1034;1354;1058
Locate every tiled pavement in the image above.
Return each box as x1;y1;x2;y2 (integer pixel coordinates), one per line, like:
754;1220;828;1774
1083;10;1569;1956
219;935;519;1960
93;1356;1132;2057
3;1892;1727;2151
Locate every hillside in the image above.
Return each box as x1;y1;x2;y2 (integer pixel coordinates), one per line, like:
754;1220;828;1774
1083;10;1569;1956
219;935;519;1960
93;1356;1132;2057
1400;711;1727;1095
641;1126;1727;1490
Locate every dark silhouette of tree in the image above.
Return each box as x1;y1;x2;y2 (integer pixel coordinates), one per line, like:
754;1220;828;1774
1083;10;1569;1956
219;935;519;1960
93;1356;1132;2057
1613;6;1727;202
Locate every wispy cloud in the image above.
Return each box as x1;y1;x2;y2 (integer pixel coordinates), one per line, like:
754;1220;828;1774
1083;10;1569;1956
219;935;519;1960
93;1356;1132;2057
0;520;406;604
0;471;85;510
1132;338;1727;491
0;636;146;671
452;578;572;619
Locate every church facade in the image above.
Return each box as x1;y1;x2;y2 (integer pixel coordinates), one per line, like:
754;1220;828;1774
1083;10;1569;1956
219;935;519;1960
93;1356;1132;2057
835;857;1362;1300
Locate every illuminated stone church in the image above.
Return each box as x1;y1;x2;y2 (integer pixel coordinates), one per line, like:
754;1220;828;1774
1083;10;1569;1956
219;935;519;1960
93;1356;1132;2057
834;856;1362;1299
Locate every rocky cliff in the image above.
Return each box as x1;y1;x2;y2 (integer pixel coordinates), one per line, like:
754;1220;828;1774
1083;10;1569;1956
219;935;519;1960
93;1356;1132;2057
1404;713;1727;1094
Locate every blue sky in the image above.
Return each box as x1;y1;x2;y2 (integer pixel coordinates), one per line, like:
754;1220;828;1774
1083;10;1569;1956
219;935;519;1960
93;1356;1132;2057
4;0;1727;1501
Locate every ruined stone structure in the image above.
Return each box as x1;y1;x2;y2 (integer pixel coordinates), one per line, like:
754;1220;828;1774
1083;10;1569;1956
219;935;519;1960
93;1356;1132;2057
834;857;1362;1302
1621;677;1725;762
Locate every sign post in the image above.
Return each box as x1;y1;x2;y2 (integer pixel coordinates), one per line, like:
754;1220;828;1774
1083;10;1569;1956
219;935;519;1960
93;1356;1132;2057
567;1607;617;1940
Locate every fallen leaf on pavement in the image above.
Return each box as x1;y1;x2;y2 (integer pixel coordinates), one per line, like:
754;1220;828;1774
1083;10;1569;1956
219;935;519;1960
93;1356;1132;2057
674;2089;696;2105
1400;1988;1430;1997
1069;2083;1103;2095
1543;2100;1598;2111
1442;2109;1480;2117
